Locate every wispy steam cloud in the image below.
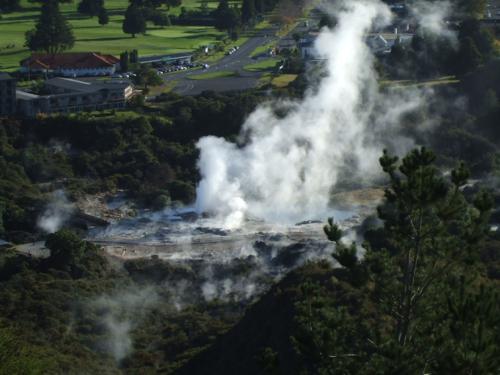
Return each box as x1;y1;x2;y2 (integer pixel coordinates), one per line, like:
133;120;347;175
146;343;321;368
409;0;457;42
37;190;74;233
93;287;157;362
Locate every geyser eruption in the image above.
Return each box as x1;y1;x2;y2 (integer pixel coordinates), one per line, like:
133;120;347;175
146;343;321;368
195;0;421;228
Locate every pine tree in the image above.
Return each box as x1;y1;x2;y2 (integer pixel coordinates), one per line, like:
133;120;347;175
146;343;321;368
130;49;139;63
319;148;495;373
371;148;492;346
120;51;130;72
122;5;146;37
25;0;75;54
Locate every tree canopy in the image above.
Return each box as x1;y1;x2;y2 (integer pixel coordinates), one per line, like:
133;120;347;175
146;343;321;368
24;0;75;54
122;5;146;37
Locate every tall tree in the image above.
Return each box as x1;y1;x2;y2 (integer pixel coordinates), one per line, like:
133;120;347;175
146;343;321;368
130;49;139;63
120;51;130;72
122;4;146;37
0;0;20;12
164;0;181;10
98;6;109;25
132;65;162;93
241;0;255;24
254;0;263;13
25;0;75;54
213;0;240;36
77;0;104;17
322;147;494;372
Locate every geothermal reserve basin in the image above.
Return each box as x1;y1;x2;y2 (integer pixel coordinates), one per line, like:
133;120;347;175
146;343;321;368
88;197;379;262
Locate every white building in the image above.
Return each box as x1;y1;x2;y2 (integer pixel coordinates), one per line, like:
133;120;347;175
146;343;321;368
16;77;135;117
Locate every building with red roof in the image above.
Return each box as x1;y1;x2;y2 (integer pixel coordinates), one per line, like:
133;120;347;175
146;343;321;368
20;52;121;77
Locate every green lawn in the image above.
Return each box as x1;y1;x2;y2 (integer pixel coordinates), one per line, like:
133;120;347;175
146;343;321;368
249;40;275;57
188;70;236;79
0;0;228;71
199;36;249;63
271;73;297;87
243;57;280;72
380;76;460;88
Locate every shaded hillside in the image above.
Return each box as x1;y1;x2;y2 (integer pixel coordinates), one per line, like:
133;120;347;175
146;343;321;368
175;261;372;375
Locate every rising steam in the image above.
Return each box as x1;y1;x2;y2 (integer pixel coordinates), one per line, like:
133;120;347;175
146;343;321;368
37;190;74;233
195;0;436;228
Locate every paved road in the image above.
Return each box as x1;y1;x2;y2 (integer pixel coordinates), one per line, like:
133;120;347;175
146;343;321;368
164;27;280;95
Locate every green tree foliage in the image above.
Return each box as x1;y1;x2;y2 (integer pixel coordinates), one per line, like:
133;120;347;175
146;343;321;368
213;0;240;35
374;149;491;345
313;148;498;373
24;0;75;54
0;0;20;12
241;0;256;24
132;65;163;93
98;6;109;25
130;48;139;63
120;51;130;72
77;0;104;17
459;0;487;18
0;326;53;375
122;4;146;37
45;229;86;268
150;11;171;27
164;0;181;9
254;0;263;13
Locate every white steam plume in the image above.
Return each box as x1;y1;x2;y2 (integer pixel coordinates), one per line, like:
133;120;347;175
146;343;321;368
37;190;74;233
195;0;428;228
93;287;157;362
409;0;457;43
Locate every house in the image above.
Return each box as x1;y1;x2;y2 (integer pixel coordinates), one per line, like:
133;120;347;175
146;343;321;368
16;77;135;117
366;34;393;55
0;72;16;116
20;52;121;77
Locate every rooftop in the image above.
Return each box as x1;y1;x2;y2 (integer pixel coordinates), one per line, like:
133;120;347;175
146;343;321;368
16;78;132;100
21;52;120;70
46;77;131;92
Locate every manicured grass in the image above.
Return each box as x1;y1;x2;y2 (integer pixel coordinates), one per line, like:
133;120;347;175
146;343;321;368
271;73;297;87
199;36;249;63
381;76;460;88
249;40;275;57
0;0;230;71
188;70;236;79
149;79;178;95
243;57;280;72
254;19;271;30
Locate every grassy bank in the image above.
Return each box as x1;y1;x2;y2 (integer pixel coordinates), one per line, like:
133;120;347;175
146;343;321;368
0;0;228;71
